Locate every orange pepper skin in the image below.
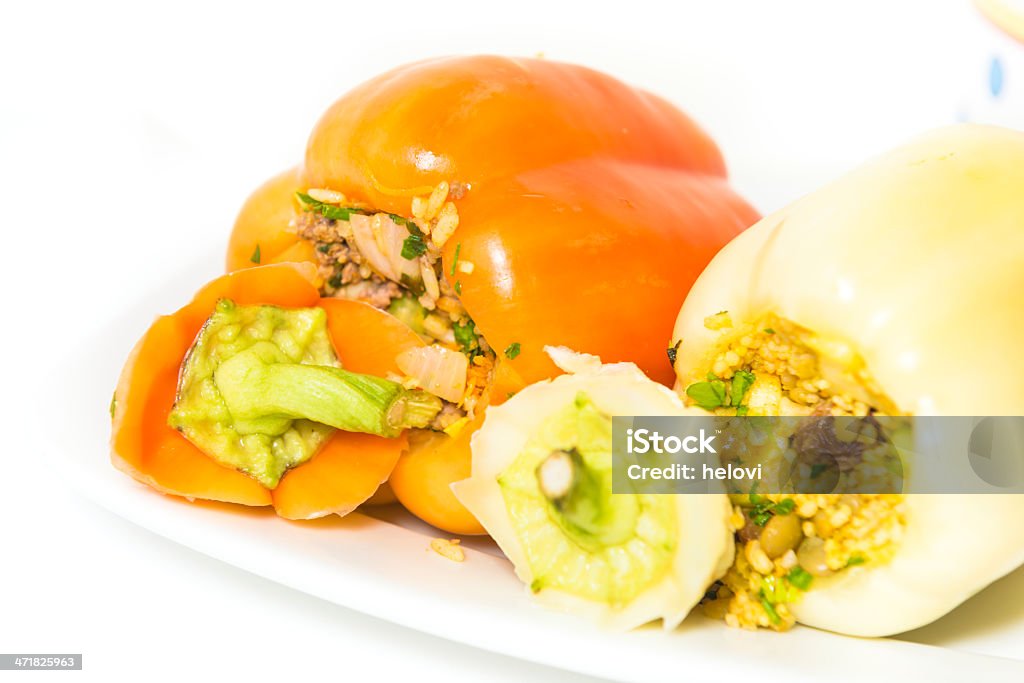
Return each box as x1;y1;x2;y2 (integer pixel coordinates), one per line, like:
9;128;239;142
225;167;312;273
318;297;424;377
389;416;487;535
111;265;415;518
302;56;726;214
227;56;731;273
387;352;525;535
447;159;757;386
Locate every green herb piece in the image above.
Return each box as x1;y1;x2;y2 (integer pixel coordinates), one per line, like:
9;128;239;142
327;275;343;289
109;392;117;419
748;495;795;526
250;245;261;264
751;510;773;526
667;340;682;366
454;280;462;295
329;205;361;220
786;566;814;591
685;378;728;410
453;319;478;355
759;590;782;625
761;574;801;609
317;244;331;253
504;342;521;360
401;233;428;259
387;213;415;227
730;370;755;407
506;391;517;399
295;192;369;222
749;482;762;504
449;243;462;276
845;555;866;568
774;498;795;515
810;463;829;479
764;328;776;335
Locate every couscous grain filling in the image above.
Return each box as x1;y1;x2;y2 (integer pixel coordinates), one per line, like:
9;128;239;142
680;312;908;630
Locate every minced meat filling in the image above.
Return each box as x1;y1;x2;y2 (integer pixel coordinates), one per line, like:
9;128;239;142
296;212;403;309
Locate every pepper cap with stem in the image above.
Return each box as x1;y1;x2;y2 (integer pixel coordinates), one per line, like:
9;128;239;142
169;299;441;488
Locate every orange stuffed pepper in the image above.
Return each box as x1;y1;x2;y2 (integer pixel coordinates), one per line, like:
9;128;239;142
110;263;438;520
125;56;756;533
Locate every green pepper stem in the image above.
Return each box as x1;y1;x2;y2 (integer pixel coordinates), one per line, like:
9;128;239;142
215;345;441;438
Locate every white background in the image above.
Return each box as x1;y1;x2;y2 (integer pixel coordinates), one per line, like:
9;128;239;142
2;0;1021;680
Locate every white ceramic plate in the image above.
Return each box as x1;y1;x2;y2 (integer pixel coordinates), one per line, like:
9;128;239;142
43;254;1024;683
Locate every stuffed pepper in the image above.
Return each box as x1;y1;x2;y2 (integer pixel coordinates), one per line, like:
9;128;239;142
111;263;445;519
670;124;1024;635
226;55;758;532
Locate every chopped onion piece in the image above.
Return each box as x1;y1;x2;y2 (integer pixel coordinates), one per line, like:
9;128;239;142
349;214;422;283
396;345;468;403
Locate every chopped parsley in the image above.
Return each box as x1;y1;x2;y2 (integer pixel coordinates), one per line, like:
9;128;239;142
449;242;462;276
764;328;776;335
250;245;261;264
504;342;521;360
759;590;782;625
109;392;117;419
387;213;416;227
295;192;370;221
786;566;814;591
758;574;802;624
401;233;428;259
748;493;795;526
686;370;755;412
453;319;479;356
667;340;682;366
686;373;728;410
845;555;866;568
327;274;343;289
775;499;796;514
454;280;462;295
316;243;331;253
396;221;429;260
730;369;755;407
